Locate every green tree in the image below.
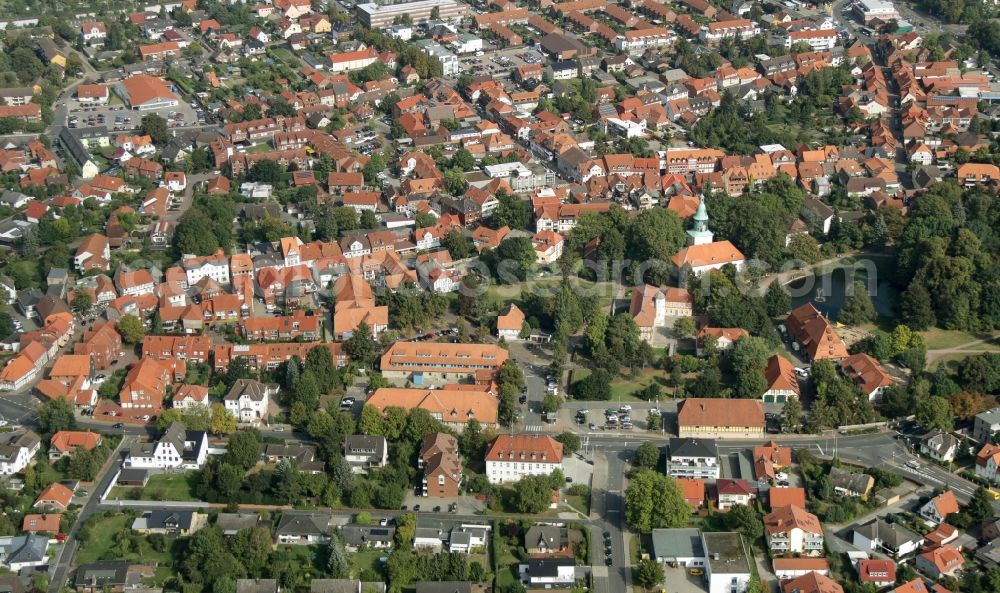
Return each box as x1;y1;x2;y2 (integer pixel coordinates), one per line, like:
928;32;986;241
232;526;273;577
626;208;686;283
673;316;696;338
490;237;537;282
362;152;386;186
248;159;284;183
764;282;791;317
731;336;770;398
634;559;665;590
393;512;417;548
916;396;954;432
838;282;877;325
117;314;146;344
224;430;262;470
452;149;475;171
174;208;221;256
443;167;467;195
554;432;581;455
624;470;690;532
570;369;611;401
634;441;660;469
724;504;763;540
359;405;384;435
327;533;349;577
513;475;556;513
39;398;77;437
210;404;237;435
901;282;936;330
781;397;803;432
966;486;995;524
345;323;377;366
141;114;169;145
71;292;92;312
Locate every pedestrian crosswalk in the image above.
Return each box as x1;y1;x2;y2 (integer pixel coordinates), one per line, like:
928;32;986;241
525;425;545;432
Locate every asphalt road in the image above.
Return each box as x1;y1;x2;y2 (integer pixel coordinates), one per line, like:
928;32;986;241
47;436;133;593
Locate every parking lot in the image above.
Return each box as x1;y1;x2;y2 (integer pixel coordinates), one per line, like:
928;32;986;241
67;92;203;134
459;48;544;78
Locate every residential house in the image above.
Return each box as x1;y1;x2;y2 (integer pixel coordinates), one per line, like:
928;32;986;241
525;525;570;556
677;398;765;438
0;430;40;475
973;407;1000;444
274;513;332;545
0;534;48;571
34;482;73;511
763;355;800;403
21;513;61;535
341;524;395;552
716;479;755;511
131;510;206;536
651;528;705;567
343;435;388;474
852;518;922;558
420;433;463;497
919;430;959;463
780;573;843;593
518;558;576;589
123;421;208;470
496;304;525;342
856;559;896;588
918;491;959;525
703;532;752;593
753;440;792;482
235;580;279;593
763;505;824;556
786;303;848;361
840;353;893;400
73;321;122;369
667;438;719;480
915;545;964;579
485;434;563;484
830;467;875;498
74;234;110;272
48;431;101;461
976;443;1000;484
223;379;274;424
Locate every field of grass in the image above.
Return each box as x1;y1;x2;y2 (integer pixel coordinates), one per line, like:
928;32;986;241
76;514;174;566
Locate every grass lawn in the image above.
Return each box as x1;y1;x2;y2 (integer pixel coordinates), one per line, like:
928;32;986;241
486;278;617;313
564;493;590;516
921;328;998;350
110;472;198;501
350;550;385;578
930;352;983;370
76;514;174;566
608;369;672;401
246;143;273;153
496;567;518;590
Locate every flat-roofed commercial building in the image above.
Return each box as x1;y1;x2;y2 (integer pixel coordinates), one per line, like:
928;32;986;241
355;0;470;28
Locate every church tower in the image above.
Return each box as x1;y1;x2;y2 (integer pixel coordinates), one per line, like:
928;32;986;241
686;195;714;246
